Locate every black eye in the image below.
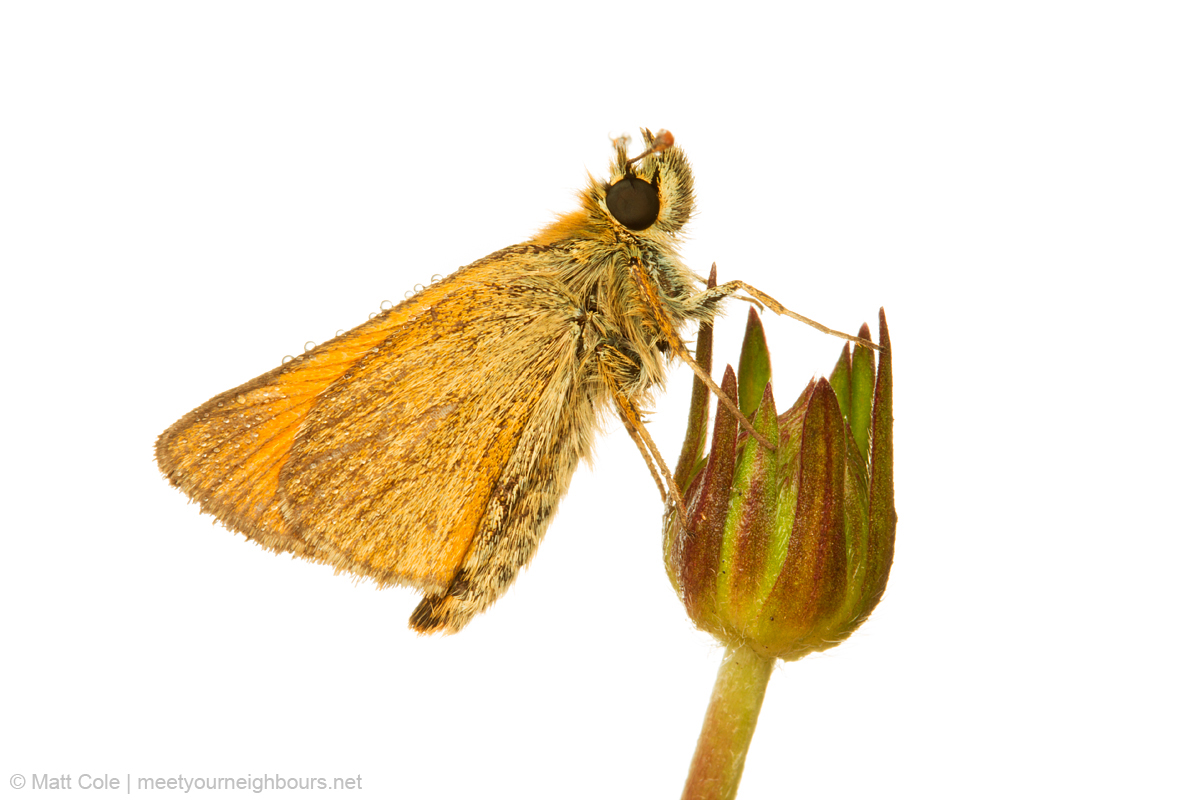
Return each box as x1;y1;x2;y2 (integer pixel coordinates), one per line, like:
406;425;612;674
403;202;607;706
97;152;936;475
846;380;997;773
605;176;659;230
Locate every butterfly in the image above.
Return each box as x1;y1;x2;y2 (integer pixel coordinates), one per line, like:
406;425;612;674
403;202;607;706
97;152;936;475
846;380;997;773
157;129;868;633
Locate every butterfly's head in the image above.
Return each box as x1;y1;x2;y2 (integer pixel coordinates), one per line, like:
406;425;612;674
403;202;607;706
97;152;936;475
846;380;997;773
602;128;694;235
531;128;694;247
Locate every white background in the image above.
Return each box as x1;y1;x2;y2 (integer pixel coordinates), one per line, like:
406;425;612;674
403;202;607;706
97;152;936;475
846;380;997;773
3;3;1197;798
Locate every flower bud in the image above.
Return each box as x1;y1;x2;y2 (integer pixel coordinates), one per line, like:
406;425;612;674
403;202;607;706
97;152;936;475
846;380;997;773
666;308;896;661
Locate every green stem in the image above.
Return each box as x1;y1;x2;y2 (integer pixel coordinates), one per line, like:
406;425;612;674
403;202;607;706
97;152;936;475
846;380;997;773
681;641;775;800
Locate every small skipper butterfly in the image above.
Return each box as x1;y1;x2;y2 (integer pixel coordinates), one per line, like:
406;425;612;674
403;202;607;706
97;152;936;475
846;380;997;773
156;129;870;633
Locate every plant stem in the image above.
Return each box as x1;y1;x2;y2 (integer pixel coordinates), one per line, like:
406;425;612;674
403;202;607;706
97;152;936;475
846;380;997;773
681;640;775;800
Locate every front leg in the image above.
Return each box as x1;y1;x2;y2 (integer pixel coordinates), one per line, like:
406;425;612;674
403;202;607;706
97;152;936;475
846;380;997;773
687;274;881;351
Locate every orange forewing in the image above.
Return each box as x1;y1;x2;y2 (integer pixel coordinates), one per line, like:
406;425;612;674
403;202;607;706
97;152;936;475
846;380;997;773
156;305;405;559
156;249;580;595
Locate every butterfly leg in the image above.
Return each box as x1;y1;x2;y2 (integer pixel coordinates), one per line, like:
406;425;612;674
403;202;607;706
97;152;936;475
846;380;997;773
626;256;774;449
594;339;686;514
687;272;881;351
615;411;668;504
613;386;686;515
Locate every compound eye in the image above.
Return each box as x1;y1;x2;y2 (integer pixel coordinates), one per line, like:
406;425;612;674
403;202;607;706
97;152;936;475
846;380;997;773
605;176;660;231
